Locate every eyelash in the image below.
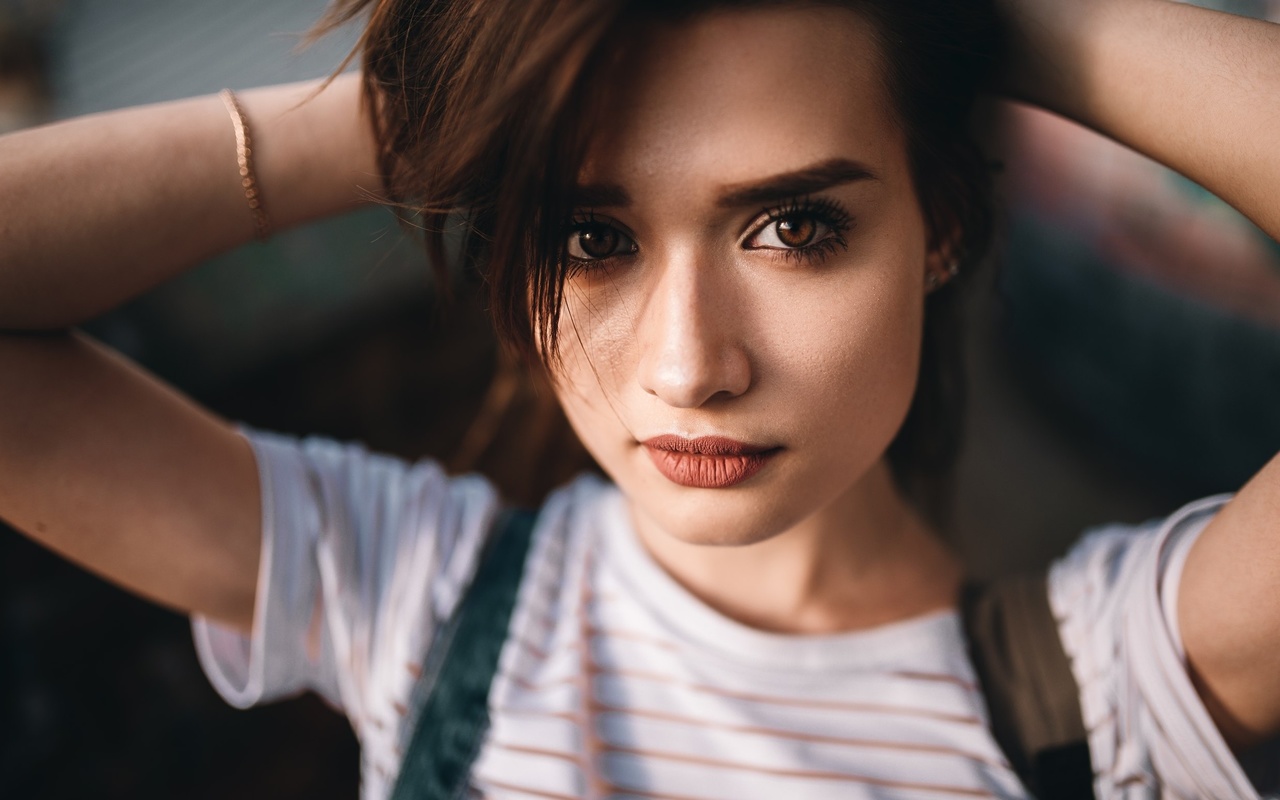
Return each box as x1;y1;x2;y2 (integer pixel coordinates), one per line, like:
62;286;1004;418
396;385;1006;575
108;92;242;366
562;211;632;273
747;196;853;266
560;196;855;270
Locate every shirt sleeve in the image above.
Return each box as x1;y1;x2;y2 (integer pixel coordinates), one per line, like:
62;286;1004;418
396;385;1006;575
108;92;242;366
189;427;499;739
1049;495;1279;799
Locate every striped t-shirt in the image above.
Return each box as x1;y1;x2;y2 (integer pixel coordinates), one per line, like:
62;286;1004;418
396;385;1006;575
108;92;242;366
191;430;1276;799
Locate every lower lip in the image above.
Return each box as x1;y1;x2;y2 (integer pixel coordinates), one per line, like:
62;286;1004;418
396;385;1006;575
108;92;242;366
644;446;778;489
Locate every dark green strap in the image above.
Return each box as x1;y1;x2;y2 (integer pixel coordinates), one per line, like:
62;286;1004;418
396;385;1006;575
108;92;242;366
960;574;1095;800
389;508;538;800
390;516;1090;799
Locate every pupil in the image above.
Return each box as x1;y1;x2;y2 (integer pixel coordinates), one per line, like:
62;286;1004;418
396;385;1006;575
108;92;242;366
777;217;815;247
579;226;617;258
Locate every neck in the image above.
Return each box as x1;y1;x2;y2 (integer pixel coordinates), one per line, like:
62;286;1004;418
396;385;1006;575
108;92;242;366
630;460;963;634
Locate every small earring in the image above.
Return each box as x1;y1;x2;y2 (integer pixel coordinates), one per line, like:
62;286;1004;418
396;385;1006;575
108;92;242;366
926;259;960;292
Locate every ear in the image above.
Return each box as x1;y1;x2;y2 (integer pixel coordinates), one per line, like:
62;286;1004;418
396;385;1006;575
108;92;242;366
923;230;962;293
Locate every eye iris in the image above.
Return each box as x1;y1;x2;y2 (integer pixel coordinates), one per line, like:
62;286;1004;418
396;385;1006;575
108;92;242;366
776;216;816;247
578;226;618;259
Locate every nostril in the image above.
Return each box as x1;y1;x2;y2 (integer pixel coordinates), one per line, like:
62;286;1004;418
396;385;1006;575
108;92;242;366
634;262;751;407
638;343;752;409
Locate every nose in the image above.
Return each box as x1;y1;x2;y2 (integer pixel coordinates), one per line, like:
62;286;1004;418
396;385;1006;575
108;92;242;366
635;254;752;408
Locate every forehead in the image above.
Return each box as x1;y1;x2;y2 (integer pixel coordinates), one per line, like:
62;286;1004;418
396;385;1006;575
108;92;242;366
580;4;902;199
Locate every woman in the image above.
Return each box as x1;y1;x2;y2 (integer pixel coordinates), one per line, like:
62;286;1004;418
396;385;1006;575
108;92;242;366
1;0;1277;797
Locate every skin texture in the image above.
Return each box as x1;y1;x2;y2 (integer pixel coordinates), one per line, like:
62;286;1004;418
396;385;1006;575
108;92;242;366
0;75;377;329
550;7;963;634
0;0;1277;755
0;75;377;630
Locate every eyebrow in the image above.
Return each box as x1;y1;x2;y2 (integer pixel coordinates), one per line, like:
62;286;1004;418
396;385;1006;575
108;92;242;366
569;158;878;210
715;158;879;208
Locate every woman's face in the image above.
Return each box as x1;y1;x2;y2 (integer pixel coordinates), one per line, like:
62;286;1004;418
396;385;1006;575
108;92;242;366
552;4;940;545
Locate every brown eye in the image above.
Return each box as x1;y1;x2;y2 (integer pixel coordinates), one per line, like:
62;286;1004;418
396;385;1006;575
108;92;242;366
567;222;635;262
579;226;616;257
747;214;831;251
774;216;816;247
743;198;853;265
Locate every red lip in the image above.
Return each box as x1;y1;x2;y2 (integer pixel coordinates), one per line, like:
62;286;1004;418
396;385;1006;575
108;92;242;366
642;435;780;488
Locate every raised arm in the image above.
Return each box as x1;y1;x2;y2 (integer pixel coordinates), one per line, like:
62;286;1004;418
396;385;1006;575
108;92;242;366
1002;0;1280;241
0;73;378;329
1000;0;1280;751
0;75;379;634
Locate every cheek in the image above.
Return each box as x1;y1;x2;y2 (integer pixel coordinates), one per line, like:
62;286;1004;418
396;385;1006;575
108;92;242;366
551;281;632;389
751;257;925;452
545;283;638;452
548;231;926;481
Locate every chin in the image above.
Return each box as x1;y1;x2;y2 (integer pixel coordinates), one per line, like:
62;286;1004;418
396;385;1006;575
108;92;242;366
633;478;816;548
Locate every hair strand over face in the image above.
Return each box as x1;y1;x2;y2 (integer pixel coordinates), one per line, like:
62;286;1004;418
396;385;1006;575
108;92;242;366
313;0;1004;520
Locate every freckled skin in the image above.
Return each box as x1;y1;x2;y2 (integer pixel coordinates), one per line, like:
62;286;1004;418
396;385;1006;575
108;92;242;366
548;6;958;629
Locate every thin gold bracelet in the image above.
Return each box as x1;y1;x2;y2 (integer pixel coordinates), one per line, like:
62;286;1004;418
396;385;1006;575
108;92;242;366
219;88;271;241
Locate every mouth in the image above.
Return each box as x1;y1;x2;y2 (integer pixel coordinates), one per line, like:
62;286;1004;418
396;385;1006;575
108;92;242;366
641;435;782;489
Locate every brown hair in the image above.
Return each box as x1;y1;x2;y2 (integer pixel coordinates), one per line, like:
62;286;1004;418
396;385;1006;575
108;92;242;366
315;0;1003;516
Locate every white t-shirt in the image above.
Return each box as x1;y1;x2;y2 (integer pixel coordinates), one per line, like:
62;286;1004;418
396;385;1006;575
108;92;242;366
191;429;1276;799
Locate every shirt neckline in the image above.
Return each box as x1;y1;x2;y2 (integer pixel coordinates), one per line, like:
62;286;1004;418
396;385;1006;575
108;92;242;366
584;479;967;674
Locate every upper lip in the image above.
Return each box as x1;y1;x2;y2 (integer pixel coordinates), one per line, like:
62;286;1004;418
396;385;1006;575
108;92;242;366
641;434;776;456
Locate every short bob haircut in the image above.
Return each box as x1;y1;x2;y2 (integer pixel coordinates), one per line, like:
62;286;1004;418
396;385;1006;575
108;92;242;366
316;0;1004;517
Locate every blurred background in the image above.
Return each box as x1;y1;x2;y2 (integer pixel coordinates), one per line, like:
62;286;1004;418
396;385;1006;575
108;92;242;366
1;0;1278;797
